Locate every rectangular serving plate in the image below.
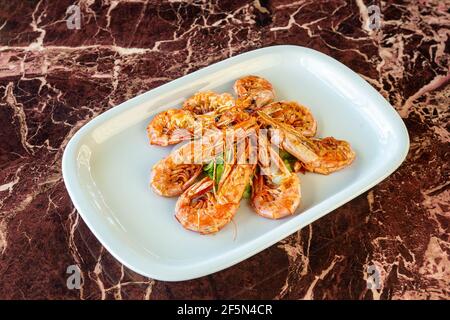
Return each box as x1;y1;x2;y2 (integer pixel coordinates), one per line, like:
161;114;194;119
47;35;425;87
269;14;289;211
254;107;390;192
62;45;409;281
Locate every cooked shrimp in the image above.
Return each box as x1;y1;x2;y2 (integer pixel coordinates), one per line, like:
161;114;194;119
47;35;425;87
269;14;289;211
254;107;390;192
174;177;238;234
234;75;275;110
172;117;259;165
257;111;355;175
175;146;255;234
259;101;317;137
215;106;252;128
182;91;235;115
147;109;196;146
150;116;257;197
303;137;356;174
151;118;256;198
251;134;301;219
216;144;256;205
150;153;202;197
147;108;218;146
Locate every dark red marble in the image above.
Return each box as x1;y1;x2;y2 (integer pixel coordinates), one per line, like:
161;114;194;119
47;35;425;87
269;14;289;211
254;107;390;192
0;0;448;300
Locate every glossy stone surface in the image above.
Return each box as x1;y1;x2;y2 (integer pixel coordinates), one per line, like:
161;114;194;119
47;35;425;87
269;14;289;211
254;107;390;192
0;0;448;299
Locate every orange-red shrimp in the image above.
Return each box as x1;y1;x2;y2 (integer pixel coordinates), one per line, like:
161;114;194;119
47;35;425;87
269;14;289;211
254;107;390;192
152;117;258;198
147;108;217;146
259;101;317;137
257;111;355;175
182;91;235;115
146;109;196;146
175;146;255;234
171;117;259;165
234;75;275;110
251;133;301;219
214;106;253;128
150;155;202;197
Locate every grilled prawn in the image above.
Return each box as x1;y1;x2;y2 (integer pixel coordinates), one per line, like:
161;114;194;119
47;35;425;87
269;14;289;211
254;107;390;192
259;101;317;137
150;156;202;197
257;111;355;175
151;118;258;198
251;133;301;219
234;75;275;110
175;145;256;234
147;109;198;146
182;91;235;115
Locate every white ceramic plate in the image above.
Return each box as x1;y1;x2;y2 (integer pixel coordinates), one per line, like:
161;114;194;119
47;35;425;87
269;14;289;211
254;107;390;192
62;45;409;281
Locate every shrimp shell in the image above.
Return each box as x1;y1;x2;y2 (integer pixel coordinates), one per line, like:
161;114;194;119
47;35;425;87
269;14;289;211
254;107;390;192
175;141;256;234
234;75;275;110
252;173;301;219
150;155;202;197
259;101;317;137
303;137;356;174
175;161;255;234
257;111;355;175
183;91;235;115
175;177;239;234
215;106;252;128
171;117;259;165
147;109;196;146
251;133;301;219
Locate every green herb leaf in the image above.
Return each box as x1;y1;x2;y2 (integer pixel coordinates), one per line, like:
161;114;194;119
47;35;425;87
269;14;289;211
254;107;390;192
215;163;224;185
279;149;295;161
203;161;214;176
242;184;252;199
283;159;293;172
203;154;225;185
278;150;296;172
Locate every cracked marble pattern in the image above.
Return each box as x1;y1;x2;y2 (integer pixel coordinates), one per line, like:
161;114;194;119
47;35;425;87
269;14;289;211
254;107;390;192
0;0;449;299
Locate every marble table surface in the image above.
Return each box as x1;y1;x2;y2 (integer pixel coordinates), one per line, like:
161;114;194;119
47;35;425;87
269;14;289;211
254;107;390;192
0;0;449;299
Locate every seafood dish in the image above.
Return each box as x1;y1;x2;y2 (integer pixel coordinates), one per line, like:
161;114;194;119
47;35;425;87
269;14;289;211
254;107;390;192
147;75;355;235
